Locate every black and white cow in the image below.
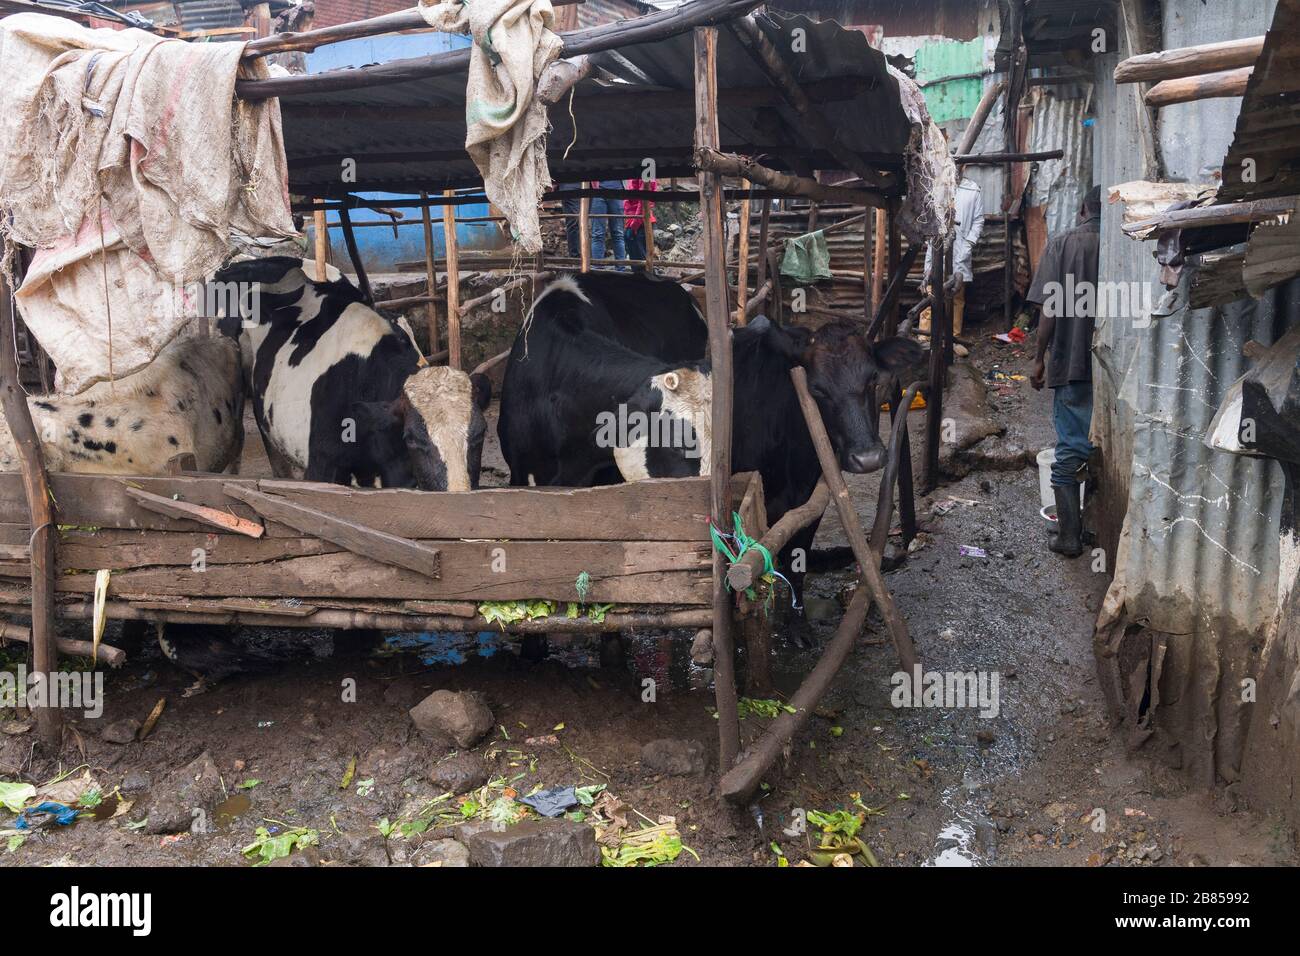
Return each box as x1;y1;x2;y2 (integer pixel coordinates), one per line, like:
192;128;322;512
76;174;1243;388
497;272;922;602
0;334;244;474
214;256;489;490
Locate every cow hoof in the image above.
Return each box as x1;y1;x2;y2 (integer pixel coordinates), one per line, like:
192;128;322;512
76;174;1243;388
783;614;818;650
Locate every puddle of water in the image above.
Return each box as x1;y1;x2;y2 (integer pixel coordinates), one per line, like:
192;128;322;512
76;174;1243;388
88;793;121;822
925;785;985;867
213;792;251;828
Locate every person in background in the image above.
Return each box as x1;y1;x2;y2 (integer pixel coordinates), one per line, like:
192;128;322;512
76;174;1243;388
560;182;582;258
921;167;983;337
624;176;658;270
590;179;627;270
1027;186;1102;558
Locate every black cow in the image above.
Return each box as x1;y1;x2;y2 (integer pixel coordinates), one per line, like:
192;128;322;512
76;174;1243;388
498;272;922;603
214;257;490;490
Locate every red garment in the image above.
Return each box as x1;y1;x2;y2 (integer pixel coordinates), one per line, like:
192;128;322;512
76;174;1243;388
624;178;658;231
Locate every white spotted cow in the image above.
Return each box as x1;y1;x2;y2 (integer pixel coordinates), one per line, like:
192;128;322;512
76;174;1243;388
0;334;244;474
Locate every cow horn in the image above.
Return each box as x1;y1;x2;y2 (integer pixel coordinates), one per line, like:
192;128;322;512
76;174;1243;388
663;371;680;392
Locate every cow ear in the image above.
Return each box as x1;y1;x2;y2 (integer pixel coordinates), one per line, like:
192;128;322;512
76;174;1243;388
469;372;492;411
872;336;924;371
768;323;813;363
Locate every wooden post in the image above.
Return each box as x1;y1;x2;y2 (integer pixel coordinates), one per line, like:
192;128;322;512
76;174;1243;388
887;201;901;332
643;194;656;272
336;205;373;303
441;188;462;370
0;279;60;746
420;190;441;355
694;25;739;773
734;181;752;325
251;1;271;38
871;206;886;319
579;186;592;273
313;209;329;281
924;243;948;492
791;367;917;675
755;197;770;299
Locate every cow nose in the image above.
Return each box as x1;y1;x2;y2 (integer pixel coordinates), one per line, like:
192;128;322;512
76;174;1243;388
847;447;885;473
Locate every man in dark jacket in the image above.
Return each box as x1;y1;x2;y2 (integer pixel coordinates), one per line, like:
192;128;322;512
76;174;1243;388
1027;186;1102;557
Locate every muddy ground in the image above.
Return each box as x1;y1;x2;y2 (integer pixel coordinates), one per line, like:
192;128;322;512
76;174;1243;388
1;330;1295;868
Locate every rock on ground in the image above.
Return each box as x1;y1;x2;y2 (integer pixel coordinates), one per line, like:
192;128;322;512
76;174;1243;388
460;819;600;867
138;751;224;834
410;838;471;867
429;752;489;794
409;690;494;748
642;738;706;776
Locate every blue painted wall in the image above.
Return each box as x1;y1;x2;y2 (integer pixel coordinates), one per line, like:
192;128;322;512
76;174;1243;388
304;32;505;273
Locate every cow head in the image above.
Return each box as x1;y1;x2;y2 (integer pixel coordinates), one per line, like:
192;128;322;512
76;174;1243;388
751;316;923;473
353;367;492;491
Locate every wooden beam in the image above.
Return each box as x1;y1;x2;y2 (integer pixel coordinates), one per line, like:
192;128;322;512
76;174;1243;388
237;0;768;99
866;245;920;341
0;278;60;745
124;486;266;538
243;0;588;58
884;379;918;546
720;578;871;802
734;181;752;324
791;367;917;674
442;189;462;370
952;149;1064;165
336;205;373;303
222;484;442;579
0;620;126;668
727;481;828;591
580;186;592;273
694;147;888;207
1122;196;1296;236
924;243;948;492
313;209;329;281
695;25;740;774
956;80;1007;161
1145;67;1253;107
1114;35;1264;84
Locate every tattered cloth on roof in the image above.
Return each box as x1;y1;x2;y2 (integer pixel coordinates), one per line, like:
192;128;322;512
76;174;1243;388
417;0;562;255
888;64;956;244
0;12;296;394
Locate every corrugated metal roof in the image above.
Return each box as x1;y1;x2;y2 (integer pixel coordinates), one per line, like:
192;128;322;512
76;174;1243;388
276;9;915;197
996;0;1116;66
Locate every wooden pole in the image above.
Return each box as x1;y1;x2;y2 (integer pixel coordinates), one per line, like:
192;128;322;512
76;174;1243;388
790;367;917;675
865;245;920;341
734;181;752;325
1114;34;1263;84
441;189;462;370
694;25;739;773
693;148;889;206
887;201;901;333
720;579;872;803
0;279;60;746
313;209;329;281
924;243;947;493
1145;67;1253;107
755;197;771;304
336;206;373;303
956;80;1007;158
871;207;886;318
420;190;441;355
579;185;592;273
953;149;1064;164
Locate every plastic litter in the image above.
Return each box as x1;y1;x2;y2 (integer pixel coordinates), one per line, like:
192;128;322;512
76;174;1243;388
16;801;79;830
519;786;579;818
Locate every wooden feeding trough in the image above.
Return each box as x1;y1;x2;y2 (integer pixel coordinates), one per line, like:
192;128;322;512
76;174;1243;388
0;0;951;799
